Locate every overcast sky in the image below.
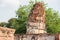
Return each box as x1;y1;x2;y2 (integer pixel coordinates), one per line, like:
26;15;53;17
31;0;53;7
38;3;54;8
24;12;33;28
0;0;60;22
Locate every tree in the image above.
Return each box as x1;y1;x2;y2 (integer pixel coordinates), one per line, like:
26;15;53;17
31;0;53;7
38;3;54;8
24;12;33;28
0;22;8;27
7;18;22;34
45;8;60;33
15;1;34;34
8;18;18;28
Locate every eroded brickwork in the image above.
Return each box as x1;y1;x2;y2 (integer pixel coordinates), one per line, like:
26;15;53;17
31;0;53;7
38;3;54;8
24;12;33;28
0;27;15;40
27;2;46;34
14;34;55;40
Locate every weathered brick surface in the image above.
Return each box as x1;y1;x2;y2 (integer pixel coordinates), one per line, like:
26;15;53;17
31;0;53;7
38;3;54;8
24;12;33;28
0;27;15;40
14;34;55;40
26;2;46;34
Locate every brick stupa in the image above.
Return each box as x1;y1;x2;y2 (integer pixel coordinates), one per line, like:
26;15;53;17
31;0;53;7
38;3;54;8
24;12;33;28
26;2;47;34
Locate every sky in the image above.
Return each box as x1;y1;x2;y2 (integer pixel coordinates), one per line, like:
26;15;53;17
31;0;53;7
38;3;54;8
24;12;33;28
0;0;60;22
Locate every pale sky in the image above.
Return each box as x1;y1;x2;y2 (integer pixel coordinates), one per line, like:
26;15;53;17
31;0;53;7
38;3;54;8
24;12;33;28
0;0;60;22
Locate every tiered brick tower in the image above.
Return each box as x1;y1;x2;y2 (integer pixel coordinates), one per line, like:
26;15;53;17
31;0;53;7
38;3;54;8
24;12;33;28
26;2;46;34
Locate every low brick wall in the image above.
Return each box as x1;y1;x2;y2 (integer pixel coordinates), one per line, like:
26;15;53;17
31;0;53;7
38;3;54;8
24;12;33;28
0;27;15;40
14;34;55;40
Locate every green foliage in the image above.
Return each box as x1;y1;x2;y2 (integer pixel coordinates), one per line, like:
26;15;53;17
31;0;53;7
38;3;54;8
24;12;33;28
45;8;60;33
8;18;18;29
8;18;25;34
0;22;8;27
15;1;34;34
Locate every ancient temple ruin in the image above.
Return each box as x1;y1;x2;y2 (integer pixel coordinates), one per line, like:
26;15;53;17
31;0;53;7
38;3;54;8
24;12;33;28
26;2;46;34
0;2;60;40
14;2;55;40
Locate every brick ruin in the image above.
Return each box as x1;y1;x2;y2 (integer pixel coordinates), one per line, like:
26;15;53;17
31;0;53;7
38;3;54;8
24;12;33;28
26;2;46;34
0;27;15;40
14;34;55;40
15;2;55;40
14;2;59;40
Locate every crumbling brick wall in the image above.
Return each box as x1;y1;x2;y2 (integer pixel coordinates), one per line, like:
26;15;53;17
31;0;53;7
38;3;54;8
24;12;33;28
0;27;15;40
14;34;55;40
